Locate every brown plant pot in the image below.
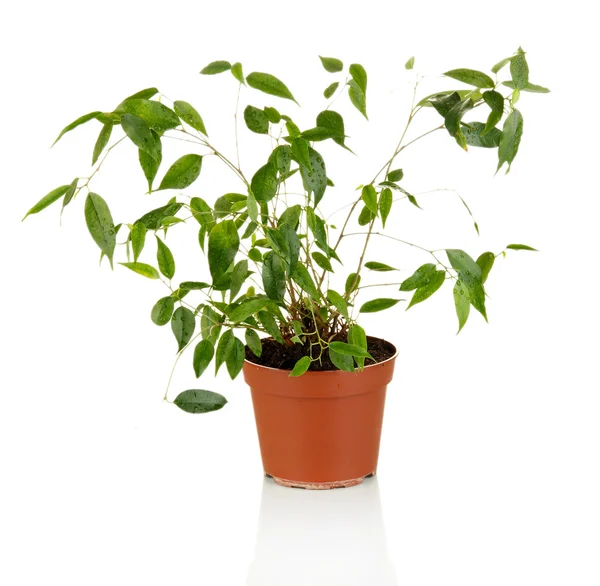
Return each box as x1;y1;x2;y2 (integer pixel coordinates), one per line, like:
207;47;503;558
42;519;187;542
242;339;397;490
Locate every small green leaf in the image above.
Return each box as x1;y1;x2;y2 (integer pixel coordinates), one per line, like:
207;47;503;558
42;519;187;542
329;347;354;372
258;310;283;343
173;389;227;414
476;252;495;284
407;270;445;309
292;264;319;299
279;223;300;275
215;329;235;373
358;205;376;226
387;169;404;182
180;281;211;290
461;122;502;148
115;99;180;132
135;202;183;230
231;62;245;84
192;339;214;378
290;356;311;377
348;80;367;119
445;98;474;150
453;280;470;333
361;184;378;214
360;298;401;313
157;154;202;191
23;184;71;219
312;251;333;272
348;324;368;368
497;109;523;174
171;306;195;352
200;60;231;75
400;263;438;291
300;147;327;206
151;296;175;326
124;88;159;101
443;68;494;88
482;90;504;135
428;91;461;117
269;145;293;175
119;262;160;279
226;338;245;379
138;130;162;192
502;81;550;93
405;56;415;70
262;251;286;301
244;105;270;134
229;260;249;301
85;193;116;266
324;82;339;99
251;163;278;203
510;48;529;90
61;179;79;213
326;289;348;320
130;222;146;261
92;122;113;165
229;298;268;322
506;244;538;251
345;273;360;294
315;110;346;147
329;341;372;359
263;106;281;124
156;235;175;279
306;208;327;249
208;220;239;281
491;56;514;74
365;261;397;272
52;111;101;146
379;188;392;228
291;137;312;170
349;64;367;94
121;113;160;161
245;329;262;357
246;72;298;104
174;100;208;136
319;56;343;73
446;250;482;281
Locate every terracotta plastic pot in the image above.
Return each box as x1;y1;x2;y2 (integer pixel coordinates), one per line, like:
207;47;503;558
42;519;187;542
242;339;397;489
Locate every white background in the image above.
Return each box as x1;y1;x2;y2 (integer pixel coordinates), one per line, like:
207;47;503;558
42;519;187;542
1;1;598;584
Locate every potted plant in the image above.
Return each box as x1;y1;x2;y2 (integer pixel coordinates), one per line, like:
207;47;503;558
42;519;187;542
24;48;548;489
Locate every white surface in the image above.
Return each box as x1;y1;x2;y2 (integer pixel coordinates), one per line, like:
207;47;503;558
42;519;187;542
1;1;599;584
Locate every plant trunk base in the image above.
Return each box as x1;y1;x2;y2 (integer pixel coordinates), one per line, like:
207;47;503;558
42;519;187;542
266;472;375;490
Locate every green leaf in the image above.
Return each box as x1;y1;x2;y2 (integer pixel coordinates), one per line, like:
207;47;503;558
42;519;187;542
348;80;367;119
492;56;514;74
244;105;270;134
231;62;245;84
208;220;239;281
358;205;375;226
329;341;372;359
446;250;482;281
378;188;392;228
115;99;179;132
52;111;101;146
85;193;116;266
157;154;202;191
476;252;495;284
482;90;504;135
92;122;113;165
443;68;494;88
214;196;232;219
245;329;262;357
246;190;259;224
151;296;175;326
251;163;278;203
507;244;538;251
226;338;245;379
171;306;195;352
292;264;319;299
248;248;262;263
406;270;445;309
361;185;378;215
156;235;175;279
138;130;162;192
510;48;529;90
306;208;327;249
121;113;160;161
258;310;283;343
265;227;289;259
348;324;368;368
319;56;343;73
445;98;474;150
360;298;401;313
246;72;298;104
215;329;235;373
329;347;354;372
312;251;333;272
174;100;208;136
288;355;310;377
23;184;71;220
291;137;312;170
405;56;415;70
262;251;286;301
349;64;367;94
497;109;523;174
279;223;300;275
173;389;227;414
130;222;146;261
326;289;349;320
387;169;404;182
365;261;397;272
200;60;232;75
201;306;222;346
300;147;327;206
229;298;268;322
229;260;249;301
345;273;360;294
429;91;461;117
119;262;160;279
135;202;183;230
263;106;281;123
61;179;78;213
180;281;211;290
502;81;550;93
315;110;346;147
193;339;214;378
269;145;293;175
461;122;502;148
453;280;470;333
324;82;339;99
421;90;479;110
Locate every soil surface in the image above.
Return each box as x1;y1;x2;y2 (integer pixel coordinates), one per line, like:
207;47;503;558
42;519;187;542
245;335;396;371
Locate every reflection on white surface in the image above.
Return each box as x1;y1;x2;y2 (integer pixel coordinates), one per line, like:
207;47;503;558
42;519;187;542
246;476;398;586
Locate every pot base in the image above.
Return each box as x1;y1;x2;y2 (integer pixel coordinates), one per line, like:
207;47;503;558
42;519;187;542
267;472;375;490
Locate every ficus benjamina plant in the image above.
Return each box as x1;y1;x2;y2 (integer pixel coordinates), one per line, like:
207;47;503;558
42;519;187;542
24;48;548;414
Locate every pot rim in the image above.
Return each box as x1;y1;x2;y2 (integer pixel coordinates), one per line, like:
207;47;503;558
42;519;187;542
243;337;398;375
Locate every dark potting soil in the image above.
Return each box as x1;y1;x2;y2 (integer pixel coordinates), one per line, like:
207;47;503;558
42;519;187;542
245;335;396;371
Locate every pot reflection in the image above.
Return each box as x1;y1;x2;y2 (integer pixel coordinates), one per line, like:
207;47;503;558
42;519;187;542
246;476;398;586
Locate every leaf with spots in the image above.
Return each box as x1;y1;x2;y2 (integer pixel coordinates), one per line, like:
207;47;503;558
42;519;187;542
406;270;445;309
151;296;175;326
200;61;231;75
453;280;470;333
300;147;327;206
244;106;270;134
226;337;245;379
174;100;208;136
173;389;227;414
84;193;116;267
157;154;202;191
171;306;196;352
246;72;298;104
156;235;175;279
193;339;214;378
